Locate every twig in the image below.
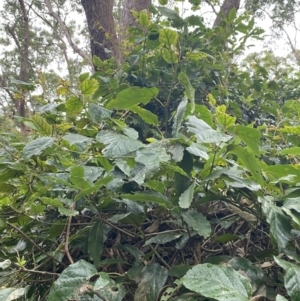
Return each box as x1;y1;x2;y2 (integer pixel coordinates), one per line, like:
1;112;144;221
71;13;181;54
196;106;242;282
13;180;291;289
86;285;109;301
149;245;171;270
65;216;74;264
7;222;66;267
21;268;60;276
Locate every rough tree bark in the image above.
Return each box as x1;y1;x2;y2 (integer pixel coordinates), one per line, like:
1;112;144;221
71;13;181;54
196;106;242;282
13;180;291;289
81;0;119;64
120;0;152;29
213;0;241;27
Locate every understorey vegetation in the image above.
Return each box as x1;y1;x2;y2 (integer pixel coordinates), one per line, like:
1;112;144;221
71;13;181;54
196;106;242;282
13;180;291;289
1;3;300;301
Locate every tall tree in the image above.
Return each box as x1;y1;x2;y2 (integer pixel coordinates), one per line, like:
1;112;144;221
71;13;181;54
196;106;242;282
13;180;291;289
120;0;152;29
213;0;241;27
81;0;120;64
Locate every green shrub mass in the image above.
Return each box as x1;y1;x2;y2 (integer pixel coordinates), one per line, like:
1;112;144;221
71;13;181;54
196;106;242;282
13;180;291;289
1;5;300;301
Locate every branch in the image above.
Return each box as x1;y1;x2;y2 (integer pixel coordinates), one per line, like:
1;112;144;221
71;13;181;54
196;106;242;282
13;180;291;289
7;222;66;267
43;0;90;61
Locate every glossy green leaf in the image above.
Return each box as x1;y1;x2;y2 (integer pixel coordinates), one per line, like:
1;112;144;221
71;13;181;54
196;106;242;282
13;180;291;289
234;125;261;156
130;105;158;125
172;97;188;137
157;6;178;19
0;288;27;301
109;212;145;225
106;87;158;109
48;260;97;301
182;209;211;238
228;145;264;186
260;197;293;249
88;221;103;267
228;257;264;292
96;130;144;157
121;192;173;209
182;263;252;301
80;78;99;96
134;263;168;301
159;28;178;46
178;73;195;113
23;137;55;161
32;115;52;136
143;232;183;246
63;133;93;151
65;96;83;115
179;182;195;209
162;48;178;64
274;256;300;301
58;208;79;216
88;103;112;123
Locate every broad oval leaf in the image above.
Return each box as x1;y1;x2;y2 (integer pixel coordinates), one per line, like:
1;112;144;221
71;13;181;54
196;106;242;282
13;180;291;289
179;182;196;209
134;263;168;301
0;288;27;301
182;209;211;238
23;137;55;161
47;260;97;301
96;130;144;157
182;263;252;301
159;28;178;46
106;87;158;109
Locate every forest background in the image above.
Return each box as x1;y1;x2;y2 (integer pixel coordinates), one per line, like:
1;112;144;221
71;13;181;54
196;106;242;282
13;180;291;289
1;0;300;300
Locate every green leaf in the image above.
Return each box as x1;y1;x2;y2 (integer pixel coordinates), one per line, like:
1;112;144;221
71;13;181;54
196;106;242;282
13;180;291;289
23;137;55;161
157;6;178;19
69;166;91;190
228;145;264;186
215;105;236;128
106;87;159;109
139;9;149;27
234;125;261;156
159;28;178;46
58;208;79;216
228;257;264;292
260;197;293;249
178;73;195;113
63;133;93;151
121;192;173;209
96;130;144;157
0;288;27;301
162;48;178;64
281;147;300;155
40;197;63;208
274;257;300;301
65;96;83;115
32;115;52;136
186;116;232;143
109;212;145;225
186;143;209;160
80;78;99;96
134;263;168;301
74;176;113;201
179;182;195;209
88;103;112;123
228;7;237;22
88;221;103;267
182;209;211;238
182;263;252;301
143;232;183;246
130;105;158;125
48;260;97;301
172;97;188;137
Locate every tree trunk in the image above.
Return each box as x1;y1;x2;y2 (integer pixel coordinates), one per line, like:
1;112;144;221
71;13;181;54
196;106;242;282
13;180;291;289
120;0;152;29
81;0;119;64
213;0;241;27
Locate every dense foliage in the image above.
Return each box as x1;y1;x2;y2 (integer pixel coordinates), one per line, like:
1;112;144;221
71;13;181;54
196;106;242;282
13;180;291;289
1;4;300;301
